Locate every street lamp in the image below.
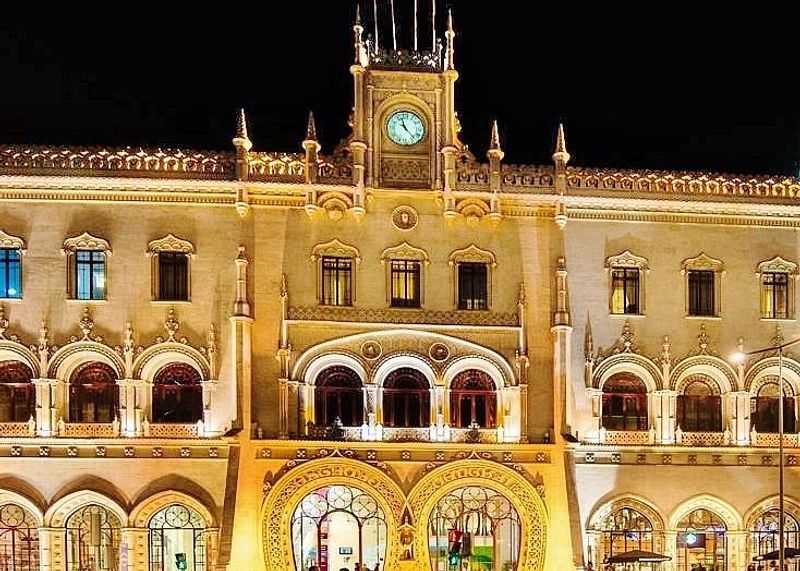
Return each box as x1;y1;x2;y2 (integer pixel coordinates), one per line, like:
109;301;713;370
733;336;800;571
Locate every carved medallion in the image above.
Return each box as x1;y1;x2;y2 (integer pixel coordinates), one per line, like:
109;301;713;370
361;341;383;360
391;206;418;230
429;343;450;362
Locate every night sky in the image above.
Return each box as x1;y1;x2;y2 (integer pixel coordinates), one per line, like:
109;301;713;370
1;3;797;176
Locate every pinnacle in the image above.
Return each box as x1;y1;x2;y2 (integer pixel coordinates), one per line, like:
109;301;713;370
236;108;249;141
490;120;501;151
306;111;317;142
552;122;571;164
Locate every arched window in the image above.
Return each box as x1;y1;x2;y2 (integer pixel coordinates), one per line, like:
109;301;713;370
676;508;727;571
314;366;363;427
599;507;655;563
65;504;121;571
291;486;387;571
149;504;207;571
69;362;119;423
602;374;648;431
0;361;34;422
677;376;722;432
450;370;496;428
750;509;800;569
382;368;429;428
428;487;521;571
751;380;796;433
0;503;39;570
152;363;203;424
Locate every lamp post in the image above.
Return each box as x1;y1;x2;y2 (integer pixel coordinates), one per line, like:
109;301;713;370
733;336;800;571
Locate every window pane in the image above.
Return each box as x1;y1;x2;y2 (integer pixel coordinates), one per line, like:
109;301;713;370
458;263;488;310
0;248;21;298
321;257;352;306
611;268;639;314
391;260;420;307
158;252;189;301
688;270;715;316
762;272;789;319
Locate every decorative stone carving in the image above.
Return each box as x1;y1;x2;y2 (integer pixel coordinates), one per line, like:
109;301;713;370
147;234;195;255
0;230;25;251
360;341;382;360
309;239;361;263
447;244;497;267
428;343;450;362
391;205;418;230
62;232;111;254
288;306;518;327
604;250;650;272
380;241;430;264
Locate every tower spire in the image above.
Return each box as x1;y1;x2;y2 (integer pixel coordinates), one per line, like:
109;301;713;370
487;120;504;223
232;108;252;185
303;111;321;185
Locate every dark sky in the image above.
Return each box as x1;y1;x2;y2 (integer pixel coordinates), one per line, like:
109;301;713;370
1;3;798;175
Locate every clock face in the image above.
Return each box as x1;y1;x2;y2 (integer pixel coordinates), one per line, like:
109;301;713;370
387;111;426;146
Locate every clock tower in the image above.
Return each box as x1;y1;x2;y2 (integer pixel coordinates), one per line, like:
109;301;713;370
347;5;465;193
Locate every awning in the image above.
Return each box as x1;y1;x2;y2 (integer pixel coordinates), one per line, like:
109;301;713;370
754;547;800;561
606;550;672;563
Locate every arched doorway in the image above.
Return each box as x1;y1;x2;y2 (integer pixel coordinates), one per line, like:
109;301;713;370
65;504;122;571
314;366;363;427
0;361;34;423
676;508;727;571
749;509;800;570
599;507;655;564
428;486;521;571
450;370;496;429
382;368;429;428
69;362;119;423
152;363;203;424
602;374;648;431
291;485;387;571
0;503;39;570
149;504;207;571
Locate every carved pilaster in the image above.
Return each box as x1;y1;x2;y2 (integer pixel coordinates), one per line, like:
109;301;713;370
730;391;752;445
653;389;677;444
117;379;139;436
32;379;55;436
278;378;289;439
554;256;571;326
552;323;573;438
122;528;147;571
586;387;603;443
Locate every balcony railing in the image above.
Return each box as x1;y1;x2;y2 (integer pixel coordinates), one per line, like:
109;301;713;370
0;422;35;437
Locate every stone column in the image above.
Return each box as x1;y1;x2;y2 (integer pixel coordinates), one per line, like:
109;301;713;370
297;382;308;436
375;385;384;425
520;383;529;442
654;389;677;444
730;391;752;445
200;379;218;435
32;378;55;436
663;531;678;571
278;378;289;439
50;379;66;430
117;379;137;436
585;388;602;443
38;527;61;571
121;527;147;571
552;324;573;438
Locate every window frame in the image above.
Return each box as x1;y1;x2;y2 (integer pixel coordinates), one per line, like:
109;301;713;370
320;256;353;306
390;259;421;308
63;233;111;301
311;239;361;306
0;231;26;300
681;253;724;318
605;250;649;316
757;256;798;320
381;241;429;308
148;234;195;303
448;244;496;311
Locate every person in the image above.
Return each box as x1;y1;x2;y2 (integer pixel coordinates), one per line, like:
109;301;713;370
308;567;318;571
355;564;361;571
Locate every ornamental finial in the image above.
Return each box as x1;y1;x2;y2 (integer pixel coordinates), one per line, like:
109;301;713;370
306;111;317;142
233;108;252;152
697;323;710;354
621;319;635;352
490;120;501;152
552;122;571;164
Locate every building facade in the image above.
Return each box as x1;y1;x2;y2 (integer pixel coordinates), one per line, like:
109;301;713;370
1;8;799;571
